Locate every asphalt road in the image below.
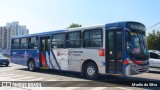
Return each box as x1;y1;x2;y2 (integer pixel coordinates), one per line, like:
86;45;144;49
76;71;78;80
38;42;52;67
0;63;160;90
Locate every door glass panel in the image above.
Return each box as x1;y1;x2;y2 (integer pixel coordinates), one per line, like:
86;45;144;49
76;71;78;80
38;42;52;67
108;31;115;71
116;31;123;72
41;39;46;51
47;38;50;50
107;30;123;74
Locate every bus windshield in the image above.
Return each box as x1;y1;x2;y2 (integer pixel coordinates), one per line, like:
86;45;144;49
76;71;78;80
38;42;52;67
127;32;149;59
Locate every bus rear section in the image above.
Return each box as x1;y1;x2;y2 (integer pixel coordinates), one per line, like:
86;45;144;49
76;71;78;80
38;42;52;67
10;37;40;69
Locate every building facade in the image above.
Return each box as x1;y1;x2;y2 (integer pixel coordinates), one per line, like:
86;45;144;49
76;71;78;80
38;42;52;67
0;21;29;51
0;27;15;50
6;21;29;36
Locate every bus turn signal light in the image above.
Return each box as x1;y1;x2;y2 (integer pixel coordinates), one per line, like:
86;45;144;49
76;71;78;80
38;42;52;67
99;49;104;56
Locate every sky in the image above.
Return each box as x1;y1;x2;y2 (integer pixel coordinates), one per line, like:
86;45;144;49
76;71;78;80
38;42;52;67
0;0;160;34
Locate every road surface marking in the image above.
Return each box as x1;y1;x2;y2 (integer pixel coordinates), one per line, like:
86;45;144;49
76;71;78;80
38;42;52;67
46;79;58;81
18;76;33;80
90;87;107;90
10;75;24;78
1;73;7;74
51;81;72;87
27;78;44;81
0;77;16;81
64;84;87;90
115;87;132;90
0;74;15;77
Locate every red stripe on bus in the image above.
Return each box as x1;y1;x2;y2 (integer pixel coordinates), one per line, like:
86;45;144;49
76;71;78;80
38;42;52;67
132;60;143;64
123;60;129;64
40;52;46;67
123;60;143;64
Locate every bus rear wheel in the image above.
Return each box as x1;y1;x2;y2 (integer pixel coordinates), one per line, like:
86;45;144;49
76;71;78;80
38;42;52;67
84;62;99;80
28;60;35;71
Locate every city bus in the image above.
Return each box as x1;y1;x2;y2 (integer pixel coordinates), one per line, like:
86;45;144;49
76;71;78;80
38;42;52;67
10;21;149;80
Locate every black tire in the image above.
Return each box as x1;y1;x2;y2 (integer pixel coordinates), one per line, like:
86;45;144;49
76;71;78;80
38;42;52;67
28;60;36;71
84;62;99;80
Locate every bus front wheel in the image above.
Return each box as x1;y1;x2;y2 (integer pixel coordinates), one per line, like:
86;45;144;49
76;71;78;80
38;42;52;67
84;62;99;80
28;60;36;71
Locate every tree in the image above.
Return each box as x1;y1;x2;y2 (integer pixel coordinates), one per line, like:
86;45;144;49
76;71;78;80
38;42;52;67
69;23;82;28
147;30;160;50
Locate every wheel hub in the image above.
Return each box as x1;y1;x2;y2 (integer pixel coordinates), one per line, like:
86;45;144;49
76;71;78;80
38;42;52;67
29;61;34;70
87;66;95;76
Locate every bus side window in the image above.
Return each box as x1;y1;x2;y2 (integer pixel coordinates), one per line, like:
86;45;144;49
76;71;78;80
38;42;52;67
83;29;102;48
20;38;28;49
66;31;81;48
52;33;65;48
12;39;20;49
28;37;38;49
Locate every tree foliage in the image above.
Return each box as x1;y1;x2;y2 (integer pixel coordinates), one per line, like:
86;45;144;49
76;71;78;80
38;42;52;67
69;23;82;28
147;30;160;50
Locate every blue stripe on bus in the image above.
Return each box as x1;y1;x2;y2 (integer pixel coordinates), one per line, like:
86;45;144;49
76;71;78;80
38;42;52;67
47;51;54;69
51;50;61;70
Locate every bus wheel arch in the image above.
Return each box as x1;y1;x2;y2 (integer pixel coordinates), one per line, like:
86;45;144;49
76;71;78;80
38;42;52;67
27;58;36;71
81;59;99;80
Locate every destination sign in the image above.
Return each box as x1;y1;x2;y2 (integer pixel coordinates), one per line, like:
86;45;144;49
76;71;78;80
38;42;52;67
127;22;146;31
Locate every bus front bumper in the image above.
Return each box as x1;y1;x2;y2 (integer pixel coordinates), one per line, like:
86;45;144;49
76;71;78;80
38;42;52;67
126;63;149;76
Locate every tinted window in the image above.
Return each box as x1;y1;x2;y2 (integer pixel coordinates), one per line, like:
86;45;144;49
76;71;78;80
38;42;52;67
20;38;28;49
41;37;50;51
83;29;102;47
12;39;20;49
28;37;38;49
66;31;81;48
47;38;50;50
108;31;114;60
41;38;46;50
116;31;123;60
52;33;65;48
150;52;160;59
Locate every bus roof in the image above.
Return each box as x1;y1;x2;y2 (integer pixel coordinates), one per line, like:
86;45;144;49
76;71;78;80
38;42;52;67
68;21;145;31
105;21;145;27
12;30;67;39
12;21;145;39
68;25;105;31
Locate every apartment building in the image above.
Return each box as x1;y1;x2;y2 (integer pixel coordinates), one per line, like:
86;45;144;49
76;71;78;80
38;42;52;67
0;21;29;50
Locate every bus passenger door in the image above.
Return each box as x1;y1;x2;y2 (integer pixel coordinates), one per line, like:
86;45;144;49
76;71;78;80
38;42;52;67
106;30;123;74
40;36;51;68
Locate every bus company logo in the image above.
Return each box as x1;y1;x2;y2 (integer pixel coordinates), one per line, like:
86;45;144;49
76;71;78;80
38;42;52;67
56;52;67;56
68;51;83;56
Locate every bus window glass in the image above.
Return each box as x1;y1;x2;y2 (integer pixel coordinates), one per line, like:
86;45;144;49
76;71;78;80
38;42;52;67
28;37;38;49
52;33;65;48
12;39;20;49
20;38;28;49
83;29;102;48
47;39;50;50
66;32;81;48
42;39;45;50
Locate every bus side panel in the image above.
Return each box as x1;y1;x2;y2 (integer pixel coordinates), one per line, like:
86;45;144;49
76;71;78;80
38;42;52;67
68;49;106;74
52;49;69;70
11;50;24;65
11;49;39;67
27;50;40;68
82;49;106;74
